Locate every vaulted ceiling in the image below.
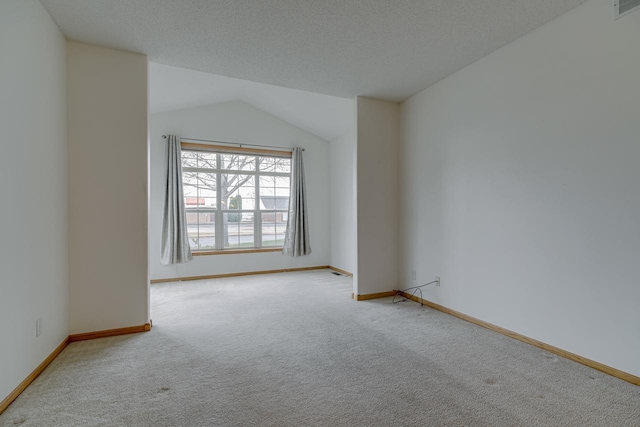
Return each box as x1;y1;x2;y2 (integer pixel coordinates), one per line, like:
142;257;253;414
150;63;353;142
40;0;587;102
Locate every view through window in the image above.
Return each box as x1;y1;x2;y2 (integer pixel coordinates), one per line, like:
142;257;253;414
181;147;291;251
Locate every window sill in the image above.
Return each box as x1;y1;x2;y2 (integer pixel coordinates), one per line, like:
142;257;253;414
192;248;283;256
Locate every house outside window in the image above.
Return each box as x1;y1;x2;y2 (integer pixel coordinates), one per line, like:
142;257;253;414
181;146;291;252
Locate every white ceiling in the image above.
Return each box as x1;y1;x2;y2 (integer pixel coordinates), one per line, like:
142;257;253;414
150;63;353;142
39;0;587;102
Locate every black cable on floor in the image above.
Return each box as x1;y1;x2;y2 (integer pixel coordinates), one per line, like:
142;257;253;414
392;280;438;306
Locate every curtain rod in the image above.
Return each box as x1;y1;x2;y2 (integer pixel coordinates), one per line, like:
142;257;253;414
162;135;304;151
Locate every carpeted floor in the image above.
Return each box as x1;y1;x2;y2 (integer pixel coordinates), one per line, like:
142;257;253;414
2;269;639;426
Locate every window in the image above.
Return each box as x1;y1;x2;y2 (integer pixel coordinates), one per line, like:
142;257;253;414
181;145;291;252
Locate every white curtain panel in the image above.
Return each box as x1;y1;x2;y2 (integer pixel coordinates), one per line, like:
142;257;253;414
283;147;312;257
161;135;193;265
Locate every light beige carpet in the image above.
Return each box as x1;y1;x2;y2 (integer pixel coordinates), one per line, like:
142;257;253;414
1;269;639;426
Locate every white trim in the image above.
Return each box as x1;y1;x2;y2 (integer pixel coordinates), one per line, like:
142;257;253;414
183;150;290;251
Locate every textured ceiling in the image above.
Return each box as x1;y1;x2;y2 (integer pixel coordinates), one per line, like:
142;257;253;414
150;63;353;142
40;0;587;102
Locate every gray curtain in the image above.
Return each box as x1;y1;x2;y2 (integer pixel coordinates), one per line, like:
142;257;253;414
283;147;311;257
161;135;193;265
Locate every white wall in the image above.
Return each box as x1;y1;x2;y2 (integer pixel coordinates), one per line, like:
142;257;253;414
67;42;149;334
329;131;356;274
149;101;330;280
400;0;640;377
0;0;68;401
355;97;400;295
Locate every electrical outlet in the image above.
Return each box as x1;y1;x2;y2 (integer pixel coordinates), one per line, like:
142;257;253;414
436;276;441;287
36;318;43;337
411;270;416;281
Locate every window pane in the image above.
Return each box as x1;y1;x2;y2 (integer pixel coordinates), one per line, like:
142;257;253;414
275;158;291;173
259;175;289;210
220;154;256;171
186;210;200;250
260;186;275;198
197;151;216;169
259;157;274;172
199;197;217;209
198;184;217;199
184;197;201;208
222;174;255;210
223;212;254;249
195;172;217;198
183;172;199;198
198;212;215;250
261;212;286;247
183;158;217;251
275;188;289;198
184;198;216;209
182;151;198;168
260;156;291;173
259;176;275;206
227;195;240;210
185;211;215;250
259;195;289;211
275;176;290;188
259;175;275;188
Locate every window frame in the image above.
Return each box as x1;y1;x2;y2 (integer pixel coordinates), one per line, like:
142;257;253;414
181;143;292;254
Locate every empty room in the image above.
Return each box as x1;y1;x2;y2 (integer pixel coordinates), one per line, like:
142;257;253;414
1;0;639;425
